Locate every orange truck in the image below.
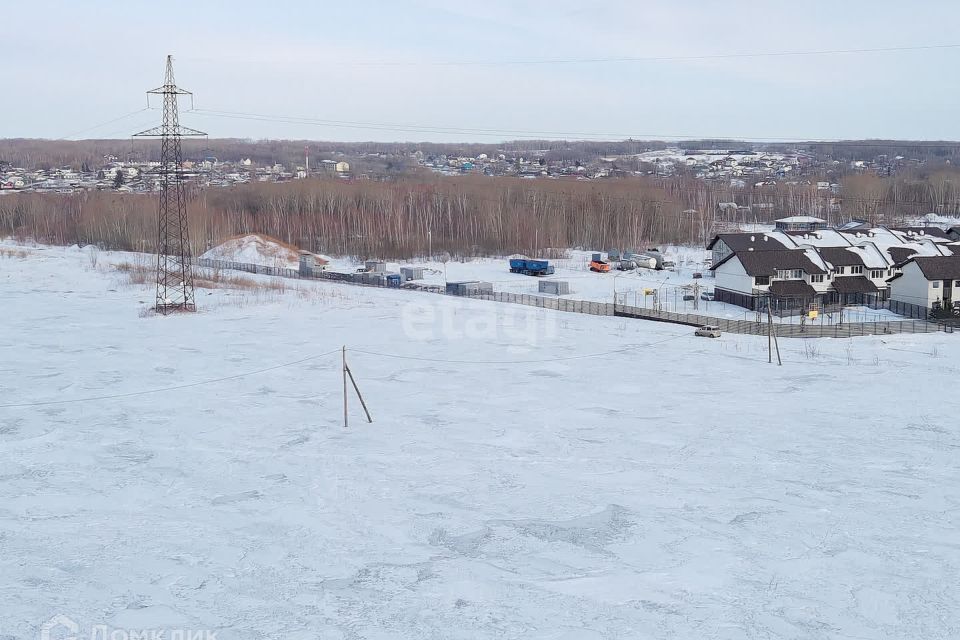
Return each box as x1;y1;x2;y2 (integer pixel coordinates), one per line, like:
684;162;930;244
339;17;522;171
589;259;611;273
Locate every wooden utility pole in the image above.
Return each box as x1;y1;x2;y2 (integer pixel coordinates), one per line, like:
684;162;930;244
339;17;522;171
766;302;782;366
767;305;773;364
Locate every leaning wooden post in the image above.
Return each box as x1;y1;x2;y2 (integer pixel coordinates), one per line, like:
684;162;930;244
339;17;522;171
345;361;373;424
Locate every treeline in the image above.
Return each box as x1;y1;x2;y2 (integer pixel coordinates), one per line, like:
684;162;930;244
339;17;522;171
2;172;957;258
6;137;960;173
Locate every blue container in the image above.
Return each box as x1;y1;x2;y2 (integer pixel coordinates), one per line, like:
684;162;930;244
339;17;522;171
509;258;553;275
386;274;402;287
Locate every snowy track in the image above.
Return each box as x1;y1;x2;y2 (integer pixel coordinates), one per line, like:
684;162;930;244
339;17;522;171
1;244;959;639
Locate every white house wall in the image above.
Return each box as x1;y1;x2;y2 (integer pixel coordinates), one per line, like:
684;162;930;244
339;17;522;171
714;256;760;295
890;262;939;308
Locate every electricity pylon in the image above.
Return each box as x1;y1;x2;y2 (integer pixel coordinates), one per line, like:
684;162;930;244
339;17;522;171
134;55;206;314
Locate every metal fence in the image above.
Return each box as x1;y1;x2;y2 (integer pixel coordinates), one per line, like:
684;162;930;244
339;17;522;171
613;304;942;337
195;258;300;279
193;257;947;337
472;292;613;316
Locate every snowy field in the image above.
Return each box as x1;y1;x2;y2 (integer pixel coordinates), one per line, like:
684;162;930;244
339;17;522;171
2;243;959;639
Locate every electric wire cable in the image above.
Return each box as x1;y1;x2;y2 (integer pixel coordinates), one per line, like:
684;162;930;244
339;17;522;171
184;43;960;68
348;331;690;365
186;107;960;146
58;108;152;141
0;347;342;409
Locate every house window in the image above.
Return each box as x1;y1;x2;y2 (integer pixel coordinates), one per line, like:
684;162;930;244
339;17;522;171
870;270;883;279
755;275;770;286
835;266;845;275
955;280;960;287
793;269;803;279
851;265;864;275
810;274;824;283
933;281;940;289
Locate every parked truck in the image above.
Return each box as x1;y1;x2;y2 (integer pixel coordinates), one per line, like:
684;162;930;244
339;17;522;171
589;259;611;273
509;258;555;276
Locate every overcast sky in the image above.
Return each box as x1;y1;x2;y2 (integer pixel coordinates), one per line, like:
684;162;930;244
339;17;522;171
6;0;960;142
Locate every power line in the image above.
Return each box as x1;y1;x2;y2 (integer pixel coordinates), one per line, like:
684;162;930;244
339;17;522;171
349;331;689;365
187;107;960;146
0;330;694;408
47;106;960;147
188;108;636;141
58;108;152;141
184;43;960;68
0;348;342;409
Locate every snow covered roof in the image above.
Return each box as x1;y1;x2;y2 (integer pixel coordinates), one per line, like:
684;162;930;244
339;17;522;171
787;229;853;248
817;246;866;268
802;247;831;273
719;249;827;276
837;219;870;231
891;227;953;242
776;216;825;223
706;232;794;251
847;243;890;269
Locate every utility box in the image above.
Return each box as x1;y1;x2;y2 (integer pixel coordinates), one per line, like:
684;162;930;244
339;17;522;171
539;280;570;295
400;266;424;281
298;252;315;277
365;260;386;273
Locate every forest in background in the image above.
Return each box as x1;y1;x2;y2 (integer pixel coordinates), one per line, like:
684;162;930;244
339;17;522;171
2;170;958;259
4;138;960;172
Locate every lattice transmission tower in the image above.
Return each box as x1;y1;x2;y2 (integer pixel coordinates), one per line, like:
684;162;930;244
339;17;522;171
134;55;206;314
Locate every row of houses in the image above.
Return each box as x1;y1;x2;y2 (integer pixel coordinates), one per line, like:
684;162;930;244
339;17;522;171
708;220;960;317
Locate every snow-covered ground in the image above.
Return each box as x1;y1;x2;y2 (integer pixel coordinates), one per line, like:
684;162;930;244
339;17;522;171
2;242;959;639
197;236;911;324
331;249;904;324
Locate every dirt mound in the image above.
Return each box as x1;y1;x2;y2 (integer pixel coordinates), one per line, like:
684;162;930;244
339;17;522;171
201;234;327;269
